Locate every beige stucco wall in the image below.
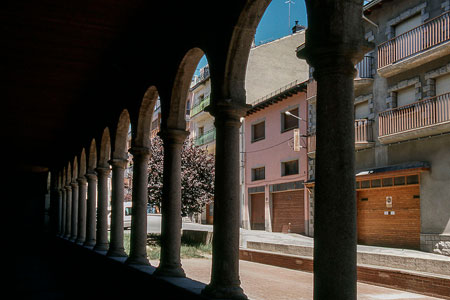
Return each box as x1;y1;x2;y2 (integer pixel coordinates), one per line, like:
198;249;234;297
245;30;309;104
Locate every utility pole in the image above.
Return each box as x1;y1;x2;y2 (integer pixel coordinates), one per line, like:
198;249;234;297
285;0;295;31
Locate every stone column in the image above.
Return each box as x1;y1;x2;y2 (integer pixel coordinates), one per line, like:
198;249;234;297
125;147;151;266
60;187;66;237
202;102;248;300
107;158;128;257
154;129;188;277
76;176;87;245
56;188;62;236
64;184;72;239
297;2;368;299
70;180;79;242
94;166;110;252
84;171;97;247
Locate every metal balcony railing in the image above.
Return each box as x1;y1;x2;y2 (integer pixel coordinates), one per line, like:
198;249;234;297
194;128;216;146
307;119;372;153
378;12;450;69
190;95;210;118
355;119;373;143
355;55;374;79
378;92;450;137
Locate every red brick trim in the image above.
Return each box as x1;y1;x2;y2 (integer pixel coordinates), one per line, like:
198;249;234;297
240;249;450;299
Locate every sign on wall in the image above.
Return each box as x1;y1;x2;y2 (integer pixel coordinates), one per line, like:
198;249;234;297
386;196;393;208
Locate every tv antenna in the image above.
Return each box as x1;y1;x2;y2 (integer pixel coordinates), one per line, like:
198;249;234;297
285;0;295;30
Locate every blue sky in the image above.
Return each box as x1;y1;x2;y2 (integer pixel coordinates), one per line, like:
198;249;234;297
195;0;308;75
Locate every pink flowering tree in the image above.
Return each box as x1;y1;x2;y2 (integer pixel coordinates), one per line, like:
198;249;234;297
147;135;215;216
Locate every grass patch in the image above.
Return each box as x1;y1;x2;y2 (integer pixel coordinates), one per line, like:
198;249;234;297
123;232;212;260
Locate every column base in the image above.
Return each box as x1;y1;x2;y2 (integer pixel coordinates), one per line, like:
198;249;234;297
83;239;96;248
93;242;109;252
69;236;77;243
201;283;248;300
107;247;128;258
154;264;186;278
75;238;85;245
125;255;151;266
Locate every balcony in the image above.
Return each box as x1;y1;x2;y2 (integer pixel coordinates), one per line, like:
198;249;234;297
354;55;374;90
307;119;374;157
190;96;210;118
194;128;216;146
377;12;450;77
378;92;450;144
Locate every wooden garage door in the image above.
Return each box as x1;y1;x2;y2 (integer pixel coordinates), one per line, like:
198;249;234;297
357;186;420;249
251;193;265;230
272;190;305;234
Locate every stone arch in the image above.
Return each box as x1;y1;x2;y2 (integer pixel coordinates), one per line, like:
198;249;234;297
112;110;130;160
212;0;272;103
98;127;111;168
87;139;97;172
165;48;205;130
66;162;72;185
72;156;78;182
133;86;159;148
79;149;87;177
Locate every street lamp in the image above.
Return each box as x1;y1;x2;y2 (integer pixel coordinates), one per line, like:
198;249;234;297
285;110;307;122
285;111;308;137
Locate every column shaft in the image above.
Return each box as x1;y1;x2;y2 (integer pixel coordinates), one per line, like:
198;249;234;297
107;159;128;257
126;147;151;266
154;129;188;277
84;172;97;247
94;167;110;251
60;188;66;237
202;105;247;300
64;185;72;239
76;177;87;244
70;181;79;242
313;64;356;300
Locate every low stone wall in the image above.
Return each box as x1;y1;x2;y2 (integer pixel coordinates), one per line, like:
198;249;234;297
182;229;213;245
247;241;450;276
421;234;450;256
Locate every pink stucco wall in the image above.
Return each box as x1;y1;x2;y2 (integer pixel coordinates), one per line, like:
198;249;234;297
244;91;308;189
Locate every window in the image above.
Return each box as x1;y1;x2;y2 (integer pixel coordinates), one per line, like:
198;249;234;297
252;167;265;181
281;160;299;176
436;73;450;95
282;107;299;132
198;126;204;136
396;86;416;107
252;121;265;142
395;14;421;36
186;100;191;116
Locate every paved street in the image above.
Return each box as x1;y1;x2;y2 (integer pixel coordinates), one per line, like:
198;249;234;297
149;258;443;300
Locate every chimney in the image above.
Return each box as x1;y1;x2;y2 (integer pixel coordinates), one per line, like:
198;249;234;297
292;20;305;34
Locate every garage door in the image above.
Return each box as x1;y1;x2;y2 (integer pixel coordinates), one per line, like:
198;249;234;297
251;193;265;230
357;186;420;249
272;190;305;234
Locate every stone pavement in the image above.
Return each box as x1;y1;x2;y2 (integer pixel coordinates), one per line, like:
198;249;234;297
149;258;444;300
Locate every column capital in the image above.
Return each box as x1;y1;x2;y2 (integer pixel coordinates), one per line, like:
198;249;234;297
77;176;87;185
65;185;72;192
70;181;78;188
108;158;128;169
85;170;98;181
129;146;151;157
158;128;189;145
205;99;250;123
95;166;111;176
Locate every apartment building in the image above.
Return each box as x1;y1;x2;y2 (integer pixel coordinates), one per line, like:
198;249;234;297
243;81;309;233
307;0;450;254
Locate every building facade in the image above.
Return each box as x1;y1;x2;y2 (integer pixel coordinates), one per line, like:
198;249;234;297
307;0;450;254
243;81;309;234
